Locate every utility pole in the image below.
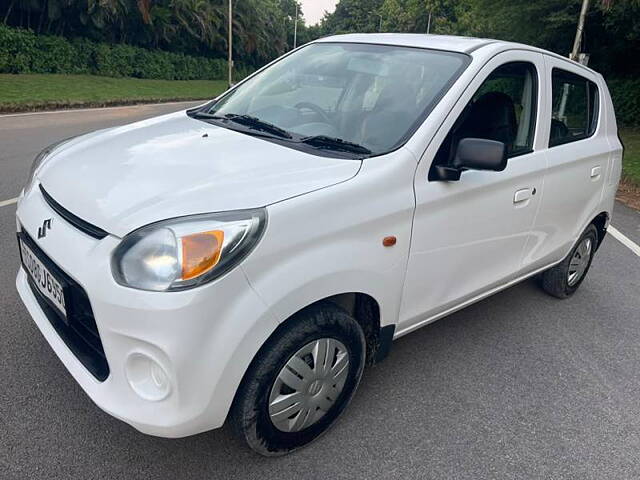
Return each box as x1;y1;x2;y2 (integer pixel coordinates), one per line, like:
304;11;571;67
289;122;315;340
560;0;590;121
293;2;298;49
570;0;590;61
427;10;432;34
228;0;233;88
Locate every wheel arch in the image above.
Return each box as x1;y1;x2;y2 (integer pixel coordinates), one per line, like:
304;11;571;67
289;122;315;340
317;292;393;365
590;211;610;250
257;292;393;368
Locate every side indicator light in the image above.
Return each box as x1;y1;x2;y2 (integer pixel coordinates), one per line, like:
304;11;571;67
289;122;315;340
382;236;397;247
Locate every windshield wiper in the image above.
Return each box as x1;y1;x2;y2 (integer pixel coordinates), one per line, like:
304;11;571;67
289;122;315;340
189;111;293;140
224;114;293;139
300;135;372;155
189;111;370;156
188;111;227;120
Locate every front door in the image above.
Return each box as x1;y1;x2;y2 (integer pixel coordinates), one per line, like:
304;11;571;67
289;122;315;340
398;50;548;334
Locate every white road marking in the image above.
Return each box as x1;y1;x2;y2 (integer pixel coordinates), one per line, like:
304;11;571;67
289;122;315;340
0;100;205;119
0;197;18;208
608;226;640;257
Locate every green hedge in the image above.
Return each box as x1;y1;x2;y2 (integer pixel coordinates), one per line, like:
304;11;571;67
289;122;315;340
608;79;640;127
0;25;247;80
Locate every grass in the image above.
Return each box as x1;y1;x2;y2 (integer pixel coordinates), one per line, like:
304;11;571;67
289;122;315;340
620;128;640;186
617;128;640;210
0;74;228;112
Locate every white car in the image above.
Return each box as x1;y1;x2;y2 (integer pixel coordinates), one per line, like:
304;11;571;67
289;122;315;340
16;34;622;455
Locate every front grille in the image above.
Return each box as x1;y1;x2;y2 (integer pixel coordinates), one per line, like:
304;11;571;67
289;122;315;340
39;185;109;239
20;231;110;381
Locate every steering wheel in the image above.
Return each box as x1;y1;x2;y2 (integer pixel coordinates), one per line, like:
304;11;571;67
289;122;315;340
294;102;332;125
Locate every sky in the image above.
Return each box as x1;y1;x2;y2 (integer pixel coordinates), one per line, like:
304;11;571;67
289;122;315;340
300;0;338;25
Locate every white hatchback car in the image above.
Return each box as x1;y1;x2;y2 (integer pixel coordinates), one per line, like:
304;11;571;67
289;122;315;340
16;34;622;455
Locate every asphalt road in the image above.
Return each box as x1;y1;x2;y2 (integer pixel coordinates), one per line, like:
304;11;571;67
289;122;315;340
1;103;640;479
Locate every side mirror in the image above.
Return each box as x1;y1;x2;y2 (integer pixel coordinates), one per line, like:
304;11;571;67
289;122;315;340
429;138;508;182
453;137;507;172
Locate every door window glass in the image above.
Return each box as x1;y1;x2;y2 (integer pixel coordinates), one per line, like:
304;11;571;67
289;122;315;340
549;69;599;147
431;61;537;173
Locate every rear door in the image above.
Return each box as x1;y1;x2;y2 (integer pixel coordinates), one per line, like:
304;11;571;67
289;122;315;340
398;50;548;333
524;56;607;270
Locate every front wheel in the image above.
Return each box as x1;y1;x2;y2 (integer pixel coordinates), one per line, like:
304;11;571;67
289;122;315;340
540;224;598;299
230;302;366;456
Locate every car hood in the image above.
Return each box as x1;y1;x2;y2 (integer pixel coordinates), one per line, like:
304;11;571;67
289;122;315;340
37;111;361;237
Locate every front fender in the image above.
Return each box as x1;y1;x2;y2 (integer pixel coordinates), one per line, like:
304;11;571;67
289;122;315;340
242;153;416;331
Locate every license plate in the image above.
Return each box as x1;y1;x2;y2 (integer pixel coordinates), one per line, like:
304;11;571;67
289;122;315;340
19;238;67;317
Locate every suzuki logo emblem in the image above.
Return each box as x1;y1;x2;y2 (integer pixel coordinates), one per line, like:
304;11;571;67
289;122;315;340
37;219;52;239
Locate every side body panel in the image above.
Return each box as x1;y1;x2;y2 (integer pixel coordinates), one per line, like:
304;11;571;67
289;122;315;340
399;50;549;333
600;74;624;223
525;56;614;270
240;44;504;334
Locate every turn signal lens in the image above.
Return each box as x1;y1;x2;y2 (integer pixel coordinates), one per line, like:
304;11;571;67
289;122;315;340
181;230;224;280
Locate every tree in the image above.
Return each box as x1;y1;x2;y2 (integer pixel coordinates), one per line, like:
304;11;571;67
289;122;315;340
319;0;385;35
318;0;640;77
0;0;308;66
1;0;638;76
377;0;459;34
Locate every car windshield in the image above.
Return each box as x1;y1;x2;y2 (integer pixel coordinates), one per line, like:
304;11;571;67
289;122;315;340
195;42;469;157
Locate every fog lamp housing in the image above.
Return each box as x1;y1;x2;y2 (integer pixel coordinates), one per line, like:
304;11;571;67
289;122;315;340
125;353;171;401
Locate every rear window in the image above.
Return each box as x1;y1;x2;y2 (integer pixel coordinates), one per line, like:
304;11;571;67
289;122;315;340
549;68;599;147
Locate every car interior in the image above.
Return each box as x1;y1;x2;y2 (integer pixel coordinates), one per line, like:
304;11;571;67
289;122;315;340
549;69;599;146
250;62;448;152
428;62;536;179
210;43;467;154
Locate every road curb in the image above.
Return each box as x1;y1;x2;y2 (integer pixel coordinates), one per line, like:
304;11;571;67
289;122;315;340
0;98;208;118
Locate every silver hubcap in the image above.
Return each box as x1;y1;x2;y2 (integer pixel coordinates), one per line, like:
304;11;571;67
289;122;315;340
269;338;350;433
568;237;592;286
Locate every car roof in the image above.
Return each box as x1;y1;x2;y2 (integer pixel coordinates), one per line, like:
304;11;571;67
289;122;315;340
314;33;598;75
316;33;503;53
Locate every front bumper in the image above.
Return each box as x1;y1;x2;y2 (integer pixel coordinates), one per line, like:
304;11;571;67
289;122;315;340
16;186;278;437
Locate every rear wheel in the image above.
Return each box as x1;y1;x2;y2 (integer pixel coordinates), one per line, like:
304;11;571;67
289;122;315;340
540;224;598;299
231;302;366;456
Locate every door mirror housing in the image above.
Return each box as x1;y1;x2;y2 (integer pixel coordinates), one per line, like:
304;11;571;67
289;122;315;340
430;138;509;182
453;137;508;172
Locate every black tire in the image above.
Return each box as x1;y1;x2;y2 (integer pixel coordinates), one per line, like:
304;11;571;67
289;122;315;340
230;302;366;456
540;224;598;299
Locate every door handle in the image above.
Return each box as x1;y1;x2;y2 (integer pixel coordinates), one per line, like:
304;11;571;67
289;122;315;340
591;166;602;179
514;188;532;204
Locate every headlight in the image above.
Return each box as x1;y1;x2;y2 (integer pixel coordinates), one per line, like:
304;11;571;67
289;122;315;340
111;209;266;291
26;137;76;190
